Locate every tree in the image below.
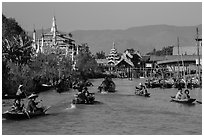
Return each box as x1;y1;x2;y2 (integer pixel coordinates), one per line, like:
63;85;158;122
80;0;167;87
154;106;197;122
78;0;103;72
75;43;98;78
29;53;72;86
2;14;33;95
146;46;173;56
95;51;106;59
2;14;24;40
3;34;33;64
2;14;74;95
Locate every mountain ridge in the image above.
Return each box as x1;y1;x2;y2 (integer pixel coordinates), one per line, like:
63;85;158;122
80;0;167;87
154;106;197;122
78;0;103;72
27;24;202;55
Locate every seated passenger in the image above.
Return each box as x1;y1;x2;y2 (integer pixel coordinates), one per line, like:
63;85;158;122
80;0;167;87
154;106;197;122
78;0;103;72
182;89;190;99
175;90;183;100
143;89;148;95
12;99;24;112
77;91;85;101
82;87;90;103
26;93;42;113
83;87;89;96
136;83;147;94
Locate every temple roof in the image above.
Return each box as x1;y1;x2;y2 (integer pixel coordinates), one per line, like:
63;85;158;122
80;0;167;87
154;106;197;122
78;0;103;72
115;55;134;67
115;58;134;67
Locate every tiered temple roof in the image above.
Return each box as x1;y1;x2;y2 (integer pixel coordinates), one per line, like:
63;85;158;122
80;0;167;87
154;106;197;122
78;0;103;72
107;42;120;65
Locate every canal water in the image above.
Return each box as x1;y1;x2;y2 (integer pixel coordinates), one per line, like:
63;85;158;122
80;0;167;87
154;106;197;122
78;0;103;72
2;78;202;135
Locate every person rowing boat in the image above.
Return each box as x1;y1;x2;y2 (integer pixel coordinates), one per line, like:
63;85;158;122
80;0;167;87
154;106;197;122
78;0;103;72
98;76;116;93
3;92;50;120
135;83;149;95
73;87;95;104
26;93;44;113
11;84;26;112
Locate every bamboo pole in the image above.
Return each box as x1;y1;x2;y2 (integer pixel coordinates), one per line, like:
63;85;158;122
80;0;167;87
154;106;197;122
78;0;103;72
196;27;201;86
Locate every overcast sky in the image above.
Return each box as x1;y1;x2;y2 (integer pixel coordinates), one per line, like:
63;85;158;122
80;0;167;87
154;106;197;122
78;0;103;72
2;2;202;32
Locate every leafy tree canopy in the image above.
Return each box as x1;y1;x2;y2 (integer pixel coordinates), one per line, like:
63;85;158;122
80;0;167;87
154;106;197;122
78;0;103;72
146;46;174;56
95;50;106;59
76;43;97;76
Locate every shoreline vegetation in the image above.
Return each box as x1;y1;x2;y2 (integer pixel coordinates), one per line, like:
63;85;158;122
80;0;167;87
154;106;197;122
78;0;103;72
2;14;107;96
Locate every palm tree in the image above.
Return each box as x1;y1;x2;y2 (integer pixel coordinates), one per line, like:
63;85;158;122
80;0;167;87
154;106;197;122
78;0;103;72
3;34;33;65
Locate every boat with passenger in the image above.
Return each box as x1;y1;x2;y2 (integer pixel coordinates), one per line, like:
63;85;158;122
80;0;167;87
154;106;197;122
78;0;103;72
135;83;150;97
170;96;196;104
3;93;50;120
98;76;116;93
3;106;50;120
72;87;95;104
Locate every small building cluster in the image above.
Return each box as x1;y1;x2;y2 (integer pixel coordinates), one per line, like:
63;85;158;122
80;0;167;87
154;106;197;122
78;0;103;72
96;36;202;79
96;43;142;78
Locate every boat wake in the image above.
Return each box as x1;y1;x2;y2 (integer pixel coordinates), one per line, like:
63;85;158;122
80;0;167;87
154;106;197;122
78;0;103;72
2;118;7;121
65;103;76;110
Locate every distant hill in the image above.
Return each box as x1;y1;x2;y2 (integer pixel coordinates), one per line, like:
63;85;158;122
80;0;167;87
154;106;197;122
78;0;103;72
27;24;202;55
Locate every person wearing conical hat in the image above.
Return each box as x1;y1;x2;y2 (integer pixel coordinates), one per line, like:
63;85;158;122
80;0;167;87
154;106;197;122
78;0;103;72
16;84;24;96
26;93;40;113
13;84;24;112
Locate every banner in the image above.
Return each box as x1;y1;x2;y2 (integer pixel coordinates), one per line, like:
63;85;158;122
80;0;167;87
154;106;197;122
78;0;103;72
146;63;152;68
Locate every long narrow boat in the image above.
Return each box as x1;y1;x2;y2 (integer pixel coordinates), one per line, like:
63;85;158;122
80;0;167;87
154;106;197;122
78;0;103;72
72;93;95;104
2;107;50;120
135;92;150;97
3;94;26;100
170;96;196;104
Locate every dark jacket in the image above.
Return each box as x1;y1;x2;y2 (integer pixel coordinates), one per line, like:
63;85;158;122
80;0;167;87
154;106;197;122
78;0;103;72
26;100;38;113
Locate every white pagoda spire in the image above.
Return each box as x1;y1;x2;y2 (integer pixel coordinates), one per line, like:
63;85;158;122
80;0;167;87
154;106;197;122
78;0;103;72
32;29;36;43
107;42;120;66
51;16;57;33
113;42;115;49
32;28;37;50
51;16;57;44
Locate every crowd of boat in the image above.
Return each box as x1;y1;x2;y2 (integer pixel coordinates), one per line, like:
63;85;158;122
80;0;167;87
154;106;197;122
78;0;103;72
2;75;202;120
145;75;201;89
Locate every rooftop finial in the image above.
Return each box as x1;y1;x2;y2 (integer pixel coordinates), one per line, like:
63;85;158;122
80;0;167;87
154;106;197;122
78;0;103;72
42;26;44;37
32;24;36;33
113;42;115;49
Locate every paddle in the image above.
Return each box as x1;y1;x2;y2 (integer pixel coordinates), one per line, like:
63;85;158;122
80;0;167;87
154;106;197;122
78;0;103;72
43;106;51;113
22;107;30;119
25;111;30;119
21;91;31;119
196;101;202;104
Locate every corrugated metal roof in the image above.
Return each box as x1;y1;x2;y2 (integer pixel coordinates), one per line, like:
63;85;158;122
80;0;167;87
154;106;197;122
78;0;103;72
149;55;201;62
157;55;201;65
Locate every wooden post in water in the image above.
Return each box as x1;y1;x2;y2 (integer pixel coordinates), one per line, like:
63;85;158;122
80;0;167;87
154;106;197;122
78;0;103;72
177;37;180;79
196;27;201;87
